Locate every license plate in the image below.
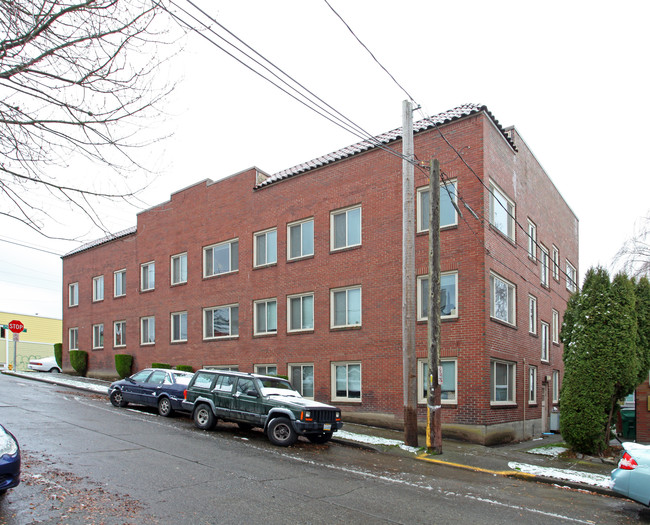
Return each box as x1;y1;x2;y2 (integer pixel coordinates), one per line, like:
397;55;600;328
323;423;331;431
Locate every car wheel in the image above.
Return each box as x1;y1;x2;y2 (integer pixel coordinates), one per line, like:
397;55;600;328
109;389;128;408
158;397;174;417
49;368;60;373
267;417;297;446
307;432;333;444
193;404;216;430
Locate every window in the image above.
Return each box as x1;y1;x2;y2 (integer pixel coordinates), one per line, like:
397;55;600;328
114;320;126;347
541;321;550;362
69;283;79;307
528;295;537;334
527;220;537;260
552;309;560;344
288;293;314;332
254;229;277;267
540;245;549;287
490;359;515;404
255;364;277;376
171;253;187;285
489;182;515;240
93;275;104;302
114;269;126;297
332;362;361;401
566;260;577;292
418;358;457;404
289;364;314;398
254;298;277;336
171;311;187;342
490;273;516;325
69;327;78;350
552;370;560;403
204;304;239;339
417;180;458;231
331;205;361;250
141;316;155;345
141;262;155;291
92;323;104;349
552;246;560;281
529;366;537;404
417;272;458;320
287;218;314;260
331;286;361;328
204;239;238;277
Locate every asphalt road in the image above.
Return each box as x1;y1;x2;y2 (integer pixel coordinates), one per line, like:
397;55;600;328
0;374;648;525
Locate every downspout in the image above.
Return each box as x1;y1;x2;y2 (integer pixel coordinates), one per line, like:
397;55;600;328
523;358;527;440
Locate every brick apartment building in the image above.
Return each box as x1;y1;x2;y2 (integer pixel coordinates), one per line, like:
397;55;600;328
61;104;579;444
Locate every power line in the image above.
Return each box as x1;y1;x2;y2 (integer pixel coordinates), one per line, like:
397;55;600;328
0;236;64;256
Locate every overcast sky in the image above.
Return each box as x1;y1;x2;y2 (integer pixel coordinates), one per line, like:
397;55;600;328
1;0;649;320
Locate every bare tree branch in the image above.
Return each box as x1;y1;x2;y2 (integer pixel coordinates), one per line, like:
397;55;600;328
0;0;180;239
613;214;650;278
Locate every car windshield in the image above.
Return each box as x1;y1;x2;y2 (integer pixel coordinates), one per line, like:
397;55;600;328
259;378;301;397
172;372;194;385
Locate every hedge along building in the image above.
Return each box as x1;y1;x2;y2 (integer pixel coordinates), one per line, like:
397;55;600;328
61;104;578;444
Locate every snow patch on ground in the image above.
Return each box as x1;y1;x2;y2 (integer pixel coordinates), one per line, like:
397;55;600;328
509;461;612;489
527;446;568;457
336;430;420;453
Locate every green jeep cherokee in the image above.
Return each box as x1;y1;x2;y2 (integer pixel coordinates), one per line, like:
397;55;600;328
182;370;343;446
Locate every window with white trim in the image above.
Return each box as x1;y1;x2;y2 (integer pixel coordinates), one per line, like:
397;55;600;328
417;272;458;320
204;304;239;339
287;218;314;260
92;323;104;349
288;293;314;332
417;180;458;231
418;358;457;404
332;362;361;401
255;364;277;376
171;253;187;285
540;245;549;287
114;320;126;347
141;262;155;291
69;282;79;307
254;298;277;335
552;246;560;281
529;366;537;404
490;272;516;325
331;286;361;328
489;182;515;240
114;269;126;297
490;359;515;404
254;228;277;267
331;205;361;250
93;275;104;302
204;239;238;277
289;364;314;398
69;327;78;350
541;321;550;362
141;316;155;345
171;311;187;342
566;260;577;292
552;370;560;403
527;220;537;260
552;309;559;344
528;295;537;335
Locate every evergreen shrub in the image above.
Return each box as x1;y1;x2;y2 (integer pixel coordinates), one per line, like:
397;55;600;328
69;350;88;377
115;354;133;379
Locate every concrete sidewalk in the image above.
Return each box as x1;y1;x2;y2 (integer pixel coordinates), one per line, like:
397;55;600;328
2;370;620;498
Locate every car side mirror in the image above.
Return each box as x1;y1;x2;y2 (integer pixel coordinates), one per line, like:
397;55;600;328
246;389;259;397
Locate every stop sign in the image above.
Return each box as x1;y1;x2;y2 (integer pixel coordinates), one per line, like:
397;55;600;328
8;320;24;334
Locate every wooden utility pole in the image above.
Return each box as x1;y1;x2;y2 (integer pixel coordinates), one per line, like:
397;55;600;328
402;100;418;447
427;158;442;453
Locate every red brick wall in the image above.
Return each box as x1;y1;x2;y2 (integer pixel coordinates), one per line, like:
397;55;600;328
637;380;650;443
62;111;578;433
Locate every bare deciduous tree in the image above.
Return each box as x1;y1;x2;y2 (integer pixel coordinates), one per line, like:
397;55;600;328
0;0;176;238
614;215;650;278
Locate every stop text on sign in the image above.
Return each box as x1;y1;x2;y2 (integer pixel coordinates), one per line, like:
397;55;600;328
8;320;24;334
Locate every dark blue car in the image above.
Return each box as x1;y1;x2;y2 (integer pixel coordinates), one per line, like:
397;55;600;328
0;424;20;494
108;368;194;417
